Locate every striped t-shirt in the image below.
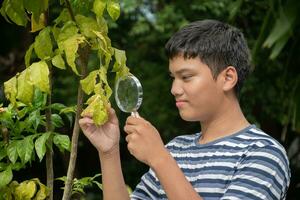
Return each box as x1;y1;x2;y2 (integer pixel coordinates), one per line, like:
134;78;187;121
131;124;290;200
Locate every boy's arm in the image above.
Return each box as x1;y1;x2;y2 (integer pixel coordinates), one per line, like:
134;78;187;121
125;116;203;200
99;147;130;200
149;149;203;200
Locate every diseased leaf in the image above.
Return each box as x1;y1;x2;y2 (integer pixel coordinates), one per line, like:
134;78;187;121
15;180;37;198
53;134;71;152
0;165;13;188
35;132;51;161
29;61;50;93
93;0;106;17
34;27;53;60
63;35;84;75
16;69;34;105
4;76;17;105
107;1;120;21
80;70;98;95
81;95;108;125
31;12;46;32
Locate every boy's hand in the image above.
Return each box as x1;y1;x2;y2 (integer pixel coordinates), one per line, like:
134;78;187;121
79;108;120;155
124;116;168;167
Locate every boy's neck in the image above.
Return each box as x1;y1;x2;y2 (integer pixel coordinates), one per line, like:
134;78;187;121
199;97;250;145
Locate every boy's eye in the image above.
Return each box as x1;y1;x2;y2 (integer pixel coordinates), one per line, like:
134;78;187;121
182;75;193;80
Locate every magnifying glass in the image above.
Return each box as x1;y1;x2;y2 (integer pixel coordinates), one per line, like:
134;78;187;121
114;74;143;117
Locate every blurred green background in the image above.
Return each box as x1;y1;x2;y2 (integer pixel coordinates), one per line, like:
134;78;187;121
0;0;300;199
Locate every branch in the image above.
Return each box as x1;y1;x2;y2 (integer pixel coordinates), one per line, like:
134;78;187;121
45;62;54;200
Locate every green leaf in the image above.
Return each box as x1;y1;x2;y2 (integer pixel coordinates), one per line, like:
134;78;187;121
80;70;98;95
32;88;47;109
228;0;243;21
17;136;35;164
15;180;37;199
0;148;6;161
2;0;27;26
59;105;76;114
52;52;66;70
7;141;18;163
263;1;297;49
54;9;71;25
93;0;106;17
50;103;66;111
51;114;64;128
53;134;71;152
75;15;100;38
29;61;50;93
28;110;42;130
35;132;51;161
269;33;290;60
107;1;120;21
25;43;34;68
4;76;17;105
16;69;34;105
0;165;13;188
34;27;53;60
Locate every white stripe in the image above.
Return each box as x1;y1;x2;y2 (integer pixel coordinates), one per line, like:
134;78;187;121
187;173;233;182
221;196;241;200
249;151;289;180
178;161;236;169
239;162;284;186
227;185;267;199
170;151;244;158
194;187;226;193
167;142;195;149
135;184;160;199
232;174;280;198
143;176;165;195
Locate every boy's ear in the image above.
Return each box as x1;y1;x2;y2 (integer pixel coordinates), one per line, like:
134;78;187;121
219;66;238;92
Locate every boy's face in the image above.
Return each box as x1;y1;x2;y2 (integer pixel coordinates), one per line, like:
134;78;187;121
169;55;225;122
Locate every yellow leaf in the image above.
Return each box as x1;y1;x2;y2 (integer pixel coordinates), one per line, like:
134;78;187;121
16;69;34;105
15;180;37;199
80;70;98;95
107;1;120;21
93;0;106;17
34;27;53;60
81;95;108;125
63;35;85;75
29;61;50;93
52;52;66;69
31;13;46;33
75;15;100;38
4;76;17;105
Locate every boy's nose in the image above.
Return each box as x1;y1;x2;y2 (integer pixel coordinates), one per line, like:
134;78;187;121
171;81;184;97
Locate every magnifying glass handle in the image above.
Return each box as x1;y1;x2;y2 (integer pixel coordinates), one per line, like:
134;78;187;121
131;111;140;118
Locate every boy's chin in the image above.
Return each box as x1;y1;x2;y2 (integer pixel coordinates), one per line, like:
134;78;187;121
179;112;199;122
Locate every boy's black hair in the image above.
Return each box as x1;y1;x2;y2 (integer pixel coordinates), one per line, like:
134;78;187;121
165;19;252;95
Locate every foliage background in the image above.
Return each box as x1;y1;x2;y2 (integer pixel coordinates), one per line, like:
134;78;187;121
0;0;299;199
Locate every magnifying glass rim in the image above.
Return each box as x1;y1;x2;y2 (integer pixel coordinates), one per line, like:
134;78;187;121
114;74;143;113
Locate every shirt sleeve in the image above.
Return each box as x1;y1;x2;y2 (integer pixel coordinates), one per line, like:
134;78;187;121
221;144;290;200
130;168;166;200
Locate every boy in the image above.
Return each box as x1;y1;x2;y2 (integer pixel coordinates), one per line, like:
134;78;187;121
79;20;290;200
